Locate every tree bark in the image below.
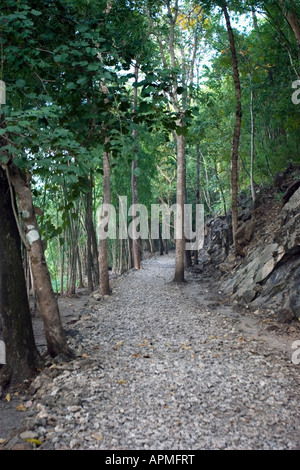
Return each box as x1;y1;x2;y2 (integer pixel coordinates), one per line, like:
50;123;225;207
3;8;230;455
0;166;42;385
6;161;71;358
90;208;100;287
131;160;141;269
132;63;141;270
279;0;300;67
99;151;112;296
194;144;200;265
222;2;242;253
173;131;185;282
250;75;256;203
85;180;94;293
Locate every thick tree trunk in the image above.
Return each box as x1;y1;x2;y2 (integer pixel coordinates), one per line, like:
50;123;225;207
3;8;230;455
173;132;185;282
99;151;112;296
0;166;42;385
6;161;71;358
222;3;242;253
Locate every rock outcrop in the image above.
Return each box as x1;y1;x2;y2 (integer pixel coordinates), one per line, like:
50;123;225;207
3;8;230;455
197;165;300;323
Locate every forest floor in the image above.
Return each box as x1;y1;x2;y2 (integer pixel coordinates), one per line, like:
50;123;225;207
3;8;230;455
0;253;299;450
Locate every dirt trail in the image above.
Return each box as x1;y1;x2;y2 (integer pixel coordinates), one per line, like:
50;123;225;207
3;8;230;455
0;254;299;449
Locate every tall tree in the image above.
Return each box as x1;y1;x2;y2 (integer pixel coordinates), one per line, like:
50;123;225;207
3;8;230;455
0;163;42;385
99;147;112;296
221;1;242;253
146;0;202;281
131;63;141;270
5;159;71;357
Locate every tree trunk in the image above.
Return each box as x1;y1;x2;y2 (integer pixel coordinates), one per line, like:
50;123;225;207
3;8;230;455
194;144;200;265
131;160;141;269
222;3;242;253
99;151;112;296
6;161;71;358
131;63;141;270
86;184;94;293
184;155;192;268
90;210;99;287
76;245;84;288
159;222;164;255
173;131;185;282
279;0;300;67
58;237;64;295
250;76;256;203
0;167;42;385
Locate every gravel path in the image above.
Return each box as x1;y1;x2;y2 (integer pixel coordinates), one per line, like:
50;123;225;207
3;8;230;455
2;255;300;450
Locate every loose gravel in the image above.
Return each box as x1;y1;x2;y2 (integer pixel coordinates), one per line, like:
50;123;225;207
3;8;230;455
4;255;300;450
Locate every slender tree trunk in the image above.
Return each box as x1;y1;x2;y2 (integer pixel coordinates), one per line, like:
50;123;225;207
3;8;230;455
0;166;42;385
67;231;77;295
131;160;140;269
184;155;192;268
6;161;71;358
86;182;94;293
76;246;83;288
58;237;64;295
119;238;123;274
222;3;242;253
194;144;200;265
173;131;185;282
250;75;256;203
99;151;112;295
159;222;164;255
90;213;99;287
132;63;141;270
111;239;117;273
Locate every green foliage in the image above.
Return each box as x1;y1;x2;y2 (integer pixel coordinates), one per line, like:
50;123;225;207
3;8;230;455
1;0;299;290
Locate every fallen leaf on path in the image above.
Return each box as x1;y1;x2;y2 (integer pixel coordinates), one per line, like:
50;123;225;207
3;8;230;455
117;379;127;385
5;394;10;402
16;403;27;412
25;438;43;446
